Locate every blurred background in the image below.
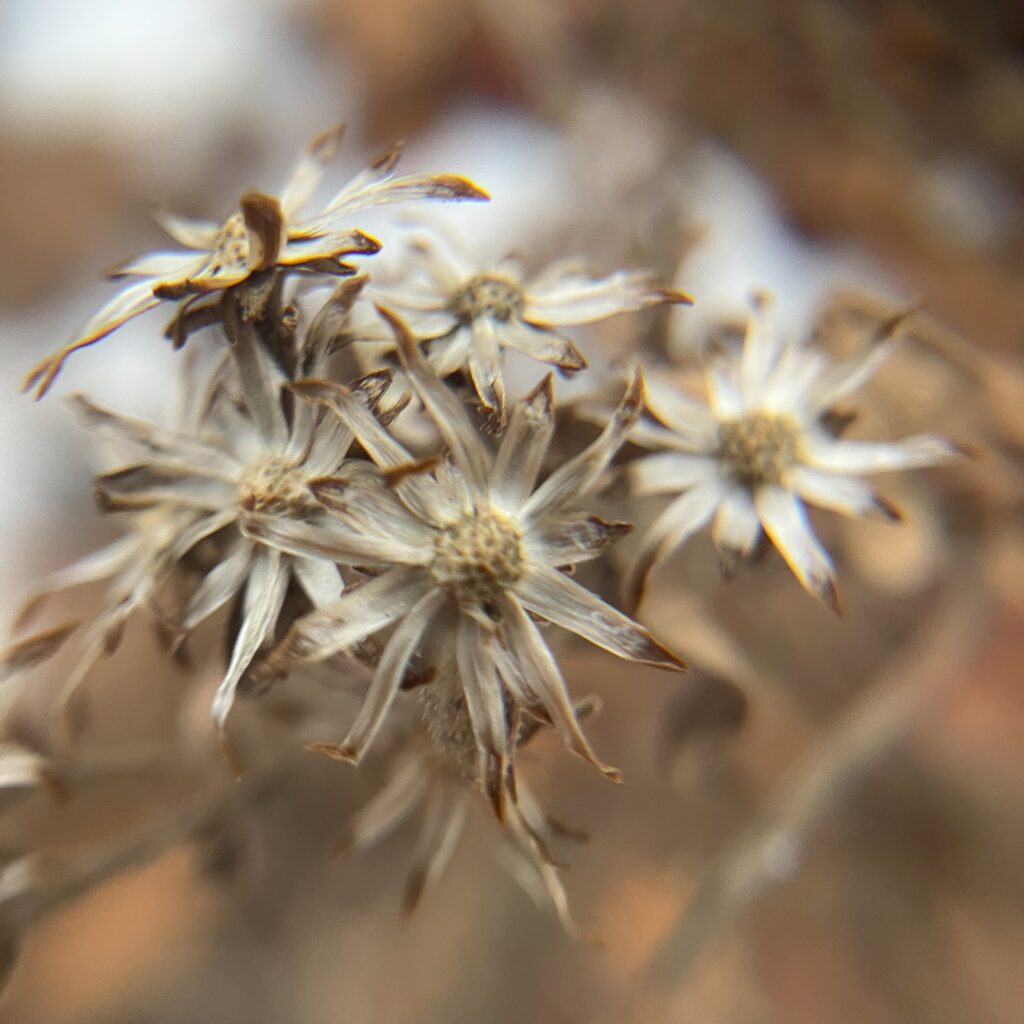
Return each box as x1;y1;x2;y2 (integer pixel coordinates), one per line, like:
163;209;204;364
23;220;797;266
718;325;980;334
1;0;1023;1021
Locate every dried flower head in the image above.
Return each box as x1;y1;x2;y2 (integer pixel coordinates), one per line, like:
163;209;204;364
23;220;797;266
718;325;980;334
23;127;488;398
366;233;691;419
622;295;960;610
9;506;217;717
337;680;597;934
246;307;684;814
11;279;393;748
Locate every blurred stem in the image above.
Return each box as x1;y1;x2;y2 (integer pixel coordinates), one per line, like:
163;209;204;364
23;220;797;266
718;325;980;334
639;559;991;1006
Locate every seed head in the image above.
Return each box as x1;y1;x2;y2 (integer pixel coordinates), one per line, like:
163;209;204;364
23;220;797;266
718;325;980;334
717;413;799;487
430;510;525;605
449;274;524;323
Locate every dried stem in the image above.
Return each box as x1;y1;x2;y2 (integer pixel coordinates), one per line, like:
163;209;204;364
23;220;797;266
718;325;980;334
634;560;991;1009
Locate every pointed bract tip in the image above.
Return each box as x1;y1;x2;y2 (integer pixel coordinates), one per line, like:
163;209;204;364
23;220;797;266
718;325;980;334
219;733;245;780
874;494;904;523
289;377;342;405
308;123;345;163
653;286;695;306
949;438;980;460
381;455;442;487
349;230;383;255
305;741;359;765
524;371;556;411
0;622;79;682
547;339;588;377
622;561;653;618
439;175;489;202
643;631;688;672
402;864;429;917
716;543;741;579
240;190;285;271
22;358;58;400
374;304;419;365
875;301;924;344
812;574;843;616
369;142;403;175
326;273;370;309
616;366;647;425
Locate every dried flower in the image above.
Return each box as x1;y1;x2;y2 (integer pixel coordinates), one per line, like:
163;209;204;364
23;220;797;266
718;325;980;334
338;680;596;934
23;127;488;398
247;307;684;814
9;506;215;715
366;233;691;418
12;280;391;746
623;295;960;610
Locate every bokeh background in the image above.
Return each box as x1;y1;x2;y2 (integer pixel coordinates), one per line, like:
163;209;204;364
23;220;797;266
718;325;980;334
1;1;1023;1021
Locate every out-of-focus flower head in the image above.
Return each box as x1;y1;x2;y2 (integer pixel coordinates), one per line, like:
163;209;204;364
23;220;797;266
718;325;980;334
9;278;396;756
337;680;599;936
361;231;691;420
23;127;488;398
621;294;961;610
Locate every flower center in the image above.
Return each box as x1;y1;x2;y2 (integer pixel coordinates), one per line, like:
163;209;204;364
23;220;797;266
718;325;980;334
237;456;318;518
717;413;800;487
449;274;524;323
430;509;524;604
210;213;250;274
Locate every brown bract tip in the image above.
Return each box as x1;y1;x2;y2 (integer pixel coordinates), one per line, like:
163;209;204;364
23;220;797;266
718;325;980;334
370;143;403;174
22;356;60;400
557;341;588;375
402;864;428;917
220;735;245;779
309;123;345;164
641;629;688;672
874;494;904;522
240;190;285;271
289;377;344;406
431;175;490;202
308;475;353;512
374;304;419;367
617;366;647;426
0;623;78;682
524;372;556;414
345;230;382;256
305;741;358;764
328;273;369;307
874;301;924;344
816;574;843;616
652;286;695;306
381;455;441;487
348;368;393;409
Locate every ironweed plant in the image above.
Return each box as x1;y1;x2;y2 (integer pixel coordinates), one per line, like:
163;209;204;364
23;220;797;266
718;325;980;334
0;126;961;987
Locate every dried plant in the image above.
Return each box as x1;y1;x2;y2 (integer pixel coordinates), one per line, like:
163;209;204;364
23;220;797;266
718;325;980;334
0;116;968;1008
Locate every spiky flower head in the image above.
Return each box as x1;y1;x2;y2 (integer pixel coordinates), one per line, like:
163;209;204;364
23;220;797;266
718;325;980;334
363;232;691;419
23;127;488;398
246;307;684;816
338;678;598;934
9;279;393;752
622;294;960;610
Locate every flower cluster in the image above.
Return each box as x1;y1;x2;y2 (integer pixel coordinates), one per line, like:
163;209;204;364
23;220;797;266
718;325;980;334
1;128;960;950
